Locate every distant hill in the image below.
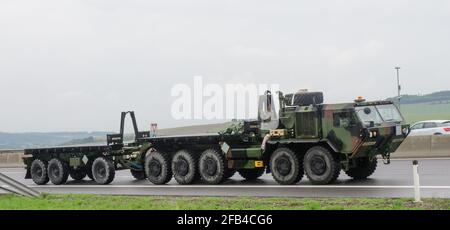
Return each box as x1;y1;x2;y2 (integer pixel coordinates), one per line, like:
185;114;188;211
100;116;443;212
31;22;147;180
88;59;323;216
400;102;450;123
0;132;109;149
385;90;450;123
60;122;233;146
387;90;450;104
0;122;233;149
156;122;232;136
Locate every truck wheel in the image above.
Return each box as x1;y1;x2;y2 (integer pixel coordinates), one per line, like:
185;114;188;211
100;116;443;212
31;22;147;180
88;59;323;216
199;148;226;184
48;158;69;185
70;168;87;181
270;147;303;185
238;168;265;180
92;157;115;185
304;146;341;185
30;159;49;185
130;169;147;180
224;169;236;180
172;150;199;184
145;151;172;185
345;158;377;180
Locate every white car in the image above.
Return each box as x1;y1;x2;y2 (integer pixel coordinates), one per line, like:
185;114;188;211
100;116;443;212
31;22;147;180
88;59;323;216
409;120;450;136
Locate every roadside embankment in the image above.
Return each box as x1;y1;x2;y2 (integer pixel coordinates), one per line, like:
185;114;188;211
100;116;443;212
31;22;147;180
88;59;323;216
0;194;449;210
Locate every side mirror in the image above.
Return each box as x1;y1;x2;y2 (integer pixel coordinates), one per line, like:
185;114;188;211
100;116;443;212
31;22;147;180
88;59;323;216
402;126;411;136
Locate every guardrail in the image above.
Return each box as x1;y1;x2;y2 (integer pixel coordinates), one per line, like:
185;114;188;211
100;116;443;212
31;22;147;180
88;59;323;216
0;149;25;167
394;135;450;158
0;172;40;197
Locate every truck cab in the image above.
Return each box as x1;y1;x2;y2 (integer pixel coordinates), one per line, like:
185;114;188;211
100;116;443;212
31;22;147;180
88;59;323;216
259;91;409;185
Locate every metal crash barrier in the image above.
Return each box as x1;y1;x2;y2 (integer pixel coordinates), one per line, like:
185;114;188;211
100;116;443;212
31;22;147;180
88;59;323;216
394;135;450;158
0;172;40;197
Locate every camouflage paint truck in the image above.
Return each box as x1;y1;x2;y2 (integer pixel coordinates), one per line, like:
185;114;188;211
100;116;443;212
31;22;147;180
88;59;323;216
23;90;409;185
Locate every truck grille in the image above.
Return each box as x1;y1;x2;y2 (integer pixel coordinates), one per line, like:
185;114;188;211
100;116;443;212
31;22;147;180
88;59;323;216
297;112;317;137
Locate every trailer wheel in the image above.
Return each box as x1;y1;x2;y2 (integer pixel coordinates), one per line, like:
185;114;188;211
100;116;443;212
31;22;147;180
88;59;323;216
30;159;49;185
224;169;236;180
345;157;377;180
92;157;115;185
145;151;172;185
171;150;199;184
270;147;303;185
238;168;265;181
304;146;341;185
130;169;147;180
48;158;70;185
70;168;87;181
199;148;226;184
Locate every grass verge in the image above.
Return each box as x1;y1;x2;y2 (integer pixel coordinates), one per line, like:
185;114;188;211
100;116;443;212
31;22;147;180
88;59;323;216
0;194;449;210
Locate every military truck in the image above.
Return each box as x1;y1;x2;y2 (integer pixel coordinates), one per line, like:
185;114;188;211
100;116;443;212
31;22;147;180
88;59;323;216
23;90;409;185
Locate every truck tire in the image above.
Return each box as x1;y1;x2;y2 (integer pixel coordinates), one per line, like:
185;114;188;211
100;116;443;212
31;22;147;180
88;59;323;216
130;169;147;180
70;168;87;181
345;158;377;180
145;151;172;185
30;159;49;185
238;168;265;180
171;150;199;184
199;148;226;184
285;92;323;106
224;169;236;180
92;157;115;185
270;147;303;185
48;158;70;185
303;146;341;185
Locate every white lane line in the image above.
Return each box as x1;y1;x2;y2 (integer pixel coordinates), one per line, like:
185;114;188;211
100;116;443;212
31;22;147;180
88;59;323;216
388;157;450;161
28;185;450;189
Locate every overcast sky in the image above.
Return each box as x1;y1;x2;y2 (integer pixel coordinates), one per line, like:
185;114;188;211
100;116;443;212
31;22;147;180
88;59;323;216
1;0;450;132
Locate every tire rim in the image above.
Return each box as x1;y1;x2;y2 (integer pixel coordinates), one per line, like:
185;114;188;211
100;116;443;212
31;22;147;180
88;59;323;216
94;164;106;179
32;165;43;178
50;165;60;178
310;155;327;176
275;156;291;176
174;157;189;176
148;159;162;177
203;157;217;176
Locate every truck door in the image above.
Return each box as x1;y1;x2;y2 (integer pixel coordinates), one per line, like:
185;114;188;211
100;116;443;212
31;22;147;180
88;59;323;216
323;109;361;154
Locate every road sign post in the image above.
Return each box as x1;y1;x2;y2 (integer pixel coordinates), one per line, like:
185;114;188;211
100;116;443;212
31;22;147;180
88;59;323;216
412;160;421;203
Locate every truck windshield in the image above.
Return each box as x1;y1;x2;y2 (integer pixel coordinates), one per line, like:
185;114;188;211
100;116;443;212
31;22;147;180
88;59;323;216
376;104;403;122
355;104;403;127
355;106;383;127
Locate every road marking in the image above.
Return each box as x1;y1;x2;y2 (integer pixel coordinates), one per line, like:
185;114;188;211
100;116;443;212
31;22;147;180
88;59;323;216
28;185;450;189
388;157;450;161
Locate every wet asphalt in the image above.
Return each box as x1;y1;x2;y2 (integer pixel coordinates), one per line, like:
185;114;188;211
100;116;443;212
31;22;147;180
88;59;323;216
1;159;449;198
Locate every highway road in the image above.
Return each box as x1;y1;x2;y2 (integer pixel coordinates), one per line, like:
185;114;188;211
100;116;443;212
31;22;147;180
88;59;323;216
1;159;449;198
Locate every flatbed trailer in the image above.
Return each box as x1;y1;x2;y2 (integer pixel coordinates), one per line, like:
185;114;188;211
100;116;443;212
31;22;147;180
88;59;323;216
23;91;409;186
24;111;264;185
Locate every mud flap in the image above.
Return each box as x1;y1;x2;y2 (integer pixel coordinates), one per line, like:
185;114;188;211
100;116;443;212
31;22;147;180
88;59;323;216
25;168;31;179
